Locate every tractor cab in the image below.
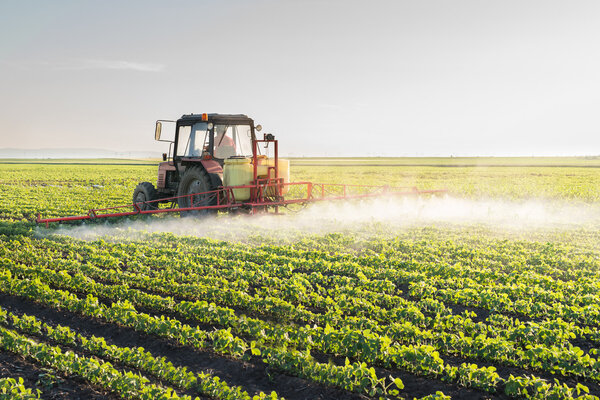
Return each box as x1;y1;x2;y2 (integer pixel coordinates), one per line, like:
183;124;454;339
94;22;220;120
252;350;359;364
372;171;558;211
168;113;257;164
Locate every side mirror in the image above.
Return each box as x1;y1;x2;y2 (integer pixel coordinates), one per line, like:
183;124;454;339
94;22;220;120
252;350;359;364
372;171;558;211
155;122;162;141
255;124;262;132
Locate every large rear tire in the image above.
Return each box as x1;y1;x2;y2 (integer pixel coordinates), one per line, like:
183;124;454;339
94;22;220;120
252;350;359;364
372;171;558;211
177;166;217;217
132;182;158;212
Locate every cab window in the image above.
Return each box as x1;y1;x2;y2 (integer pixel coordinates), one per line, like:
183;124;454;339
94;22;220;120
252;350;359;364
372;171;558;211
176;123;209;157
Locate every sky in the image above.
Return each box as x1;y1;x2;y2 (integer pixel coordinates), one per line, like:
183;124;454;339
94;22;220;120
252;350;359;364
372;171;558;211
0;0;599;157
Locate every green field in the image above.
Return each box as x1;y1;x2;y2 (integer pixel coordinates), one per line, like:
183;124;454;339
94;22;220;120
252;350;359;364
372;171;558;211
2;157;600;222
290;156;600;167
0;158;600;399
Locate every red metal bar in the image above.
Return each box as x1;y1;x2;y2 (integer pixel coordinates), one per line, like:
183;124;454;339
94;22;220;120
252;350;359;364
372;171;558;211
36;181;447;225
252;140;258;188
274;140;279;196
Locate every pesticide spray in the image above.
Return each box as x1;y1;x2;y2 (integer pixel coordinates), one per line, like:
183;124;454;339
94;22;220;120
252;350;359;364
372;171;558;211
40;195;600;244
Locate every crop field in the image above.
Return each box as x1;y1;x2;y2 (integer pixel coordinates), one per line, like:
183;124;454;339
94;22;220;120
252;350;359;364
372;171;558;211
1;158;600;399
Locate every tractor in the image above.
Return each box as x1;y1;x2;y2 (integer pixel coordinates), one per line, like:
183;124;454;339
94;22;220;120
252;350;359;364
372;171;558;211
132;113;284;215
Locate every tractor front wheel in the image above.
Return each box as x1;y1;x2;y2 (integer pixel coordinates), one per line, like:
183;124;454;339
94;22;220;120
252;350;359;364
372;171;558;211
132;182;158;212
177;166;217;217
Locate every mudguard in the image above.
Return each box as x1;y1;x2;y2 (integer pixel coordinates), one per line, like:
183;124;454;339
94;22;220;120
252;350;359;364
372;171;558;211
200;159;223;175
200;159;224;188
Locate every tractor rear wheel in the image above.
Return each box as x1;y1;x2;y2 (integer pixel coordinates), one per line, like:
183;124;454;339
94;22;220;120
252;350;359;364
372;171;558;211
132;182;158;212
177;166;217;217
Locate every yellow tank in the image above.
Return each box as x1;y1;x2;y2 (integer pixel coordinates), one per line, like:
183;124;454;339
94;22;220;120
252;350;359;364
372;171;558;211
224;156;291;200
257;157;290;195
223;157;253;201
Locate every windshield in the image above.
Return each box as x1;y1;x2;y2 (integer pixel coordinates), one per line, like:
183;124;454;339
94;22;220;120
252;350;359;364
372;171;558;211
213;124;253;159
176;122;253;159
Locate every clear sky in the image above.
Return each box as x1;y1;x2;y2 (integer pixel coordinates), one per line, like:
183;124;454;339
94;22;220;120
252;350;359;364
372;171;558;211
1;0;599;156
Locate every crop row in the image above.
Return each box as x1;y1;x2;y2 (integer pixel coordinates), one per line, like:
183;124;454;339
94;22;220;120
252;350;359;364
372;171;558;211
0;324;195;400
7;237;599;352
0;377;41;399
0;236;583;324
5;238;600;382
0;306;277;400
2;262;597;399
0;269;408;398
45;234;600;326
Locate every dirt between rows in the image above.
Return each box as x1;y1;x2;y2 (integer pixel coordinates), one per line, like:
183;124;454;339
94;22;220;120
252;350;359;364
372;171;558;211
0;349;120;400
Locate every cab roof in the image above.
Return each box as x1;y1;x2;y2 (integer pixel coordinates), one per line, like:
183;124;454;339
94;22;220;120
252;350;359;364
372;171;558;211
178;113;254;125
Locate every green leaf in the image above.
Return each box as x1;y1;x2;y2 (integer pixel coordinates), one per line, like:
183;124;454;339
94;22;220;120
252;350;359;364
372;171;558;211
393;377;404;390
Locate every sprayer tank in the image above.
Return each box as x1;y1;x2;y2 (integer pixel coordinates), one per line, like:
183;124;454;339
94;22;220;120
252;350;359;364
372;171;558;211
223;157;253;200
257;157;290;195
223;157;290;201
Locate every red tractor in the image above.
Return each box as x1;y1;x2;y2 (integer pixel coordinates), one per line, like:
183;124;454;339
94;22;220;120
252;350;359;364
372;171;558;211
132;113;285;215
